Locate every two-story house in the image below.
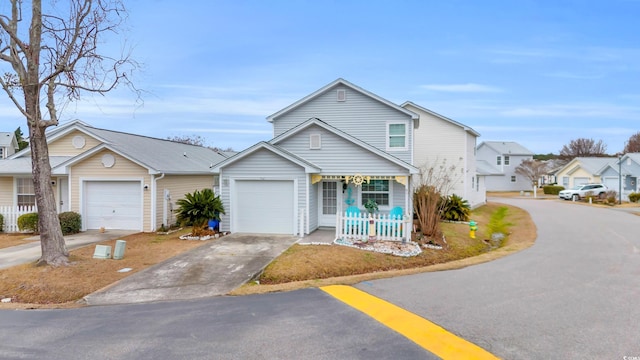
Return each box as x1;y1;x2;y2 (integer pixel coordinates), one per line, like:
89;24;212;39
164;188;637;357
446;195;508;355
401;102;484;208
213;78;483;235
476;141;534;191
0;132;18;159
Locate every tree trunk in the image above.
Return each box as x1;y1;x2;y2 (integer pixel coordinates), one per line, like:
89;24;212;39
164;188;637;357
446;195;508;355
29;122;69;266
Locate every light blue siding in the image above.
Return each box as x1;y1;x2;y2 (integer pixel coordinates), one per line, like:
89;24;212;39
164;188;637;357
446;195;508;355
272;84;413;163
218;148;308;233
276;124;411;175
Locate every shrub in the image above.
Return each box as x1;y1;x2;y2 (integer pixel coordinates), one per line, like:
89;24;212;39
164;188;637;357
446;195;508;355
543;185;564;195
440;194;470;221
58;211;81;235
175;188;225;228
0;213;3;232
629;192;640;203
17;212;39;233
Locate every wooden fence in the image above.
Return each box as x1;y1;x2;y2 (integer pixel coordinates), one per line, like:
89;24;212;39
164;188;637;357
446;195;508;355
336;212;411;242
0;206;37;233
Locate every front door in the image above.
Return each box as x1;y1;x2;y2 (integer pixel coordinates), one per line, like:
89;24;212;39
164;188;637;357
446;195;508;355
318;181;341;227
58;177;69;213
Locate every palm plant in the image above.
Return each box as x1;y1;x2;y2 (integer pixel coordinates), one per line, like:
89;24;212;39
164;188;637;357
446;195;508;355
440;194;470;221
175;189;225;228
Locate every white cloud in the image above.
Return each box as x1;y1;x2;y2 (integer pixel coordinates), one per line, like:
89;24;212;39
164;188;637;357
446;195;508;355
420;83;503;93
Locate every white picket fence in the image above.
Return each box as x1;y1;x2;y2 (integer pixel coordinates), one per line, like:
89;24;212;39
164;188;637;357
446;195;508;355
0;206;37;233
336;212;412;242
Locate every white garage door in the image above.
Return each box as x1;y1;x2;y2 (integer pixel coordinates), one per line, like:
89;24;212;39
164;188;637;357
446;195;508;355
574;177;589;186
603;177;619;191
84;181;142;230
235;180;294;234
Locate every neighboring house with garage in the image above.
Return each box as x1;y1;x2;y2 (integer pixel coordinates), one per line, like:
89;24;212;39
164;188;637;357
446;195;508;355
476;141;534;191
401;101;485;208
555;155;639;200
0;120;227;232
211;78;482;236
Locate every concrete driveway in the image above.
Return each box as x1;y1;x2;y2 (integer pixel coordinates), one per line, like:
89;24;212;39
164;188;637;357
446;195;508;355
82;233;301;306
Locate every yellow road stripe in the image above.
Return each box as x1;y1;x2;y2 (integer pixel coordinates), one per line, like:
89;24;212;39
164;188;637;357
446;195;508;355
321;285;499;360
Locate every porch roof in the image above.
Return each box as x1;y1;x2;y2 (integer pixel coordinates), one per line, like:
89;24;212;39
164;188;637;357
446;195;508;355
0;156;72;175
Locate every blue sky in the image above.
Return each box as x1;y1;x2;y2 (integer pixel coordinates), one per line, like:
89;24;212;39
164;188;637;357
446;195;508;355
2;0;639;154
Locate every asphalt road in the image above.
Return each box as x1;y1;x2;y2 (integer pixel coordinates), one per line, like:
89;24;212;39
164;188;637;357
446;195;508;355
359;198;640;359
1;198;639;359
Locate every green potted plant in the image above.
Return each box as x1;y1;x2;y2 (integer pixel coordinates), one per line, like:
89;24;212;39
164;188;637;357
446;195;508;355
364;199;378;214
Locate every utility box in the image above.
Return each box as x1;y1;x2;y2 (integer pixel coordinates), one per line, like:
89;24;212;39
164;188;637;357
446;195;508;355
113;240;126;260
93;245;112;259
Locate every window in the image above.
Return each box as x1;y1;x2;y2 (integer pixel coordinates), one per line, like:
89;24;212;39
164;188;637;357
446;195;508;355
471;176;475;190
511;175;517;183
387;123;407;150
504;156;510;166
17;178;36;207
476;176;479;191
361;180;389;206
496;156;502;165
0;147;3;159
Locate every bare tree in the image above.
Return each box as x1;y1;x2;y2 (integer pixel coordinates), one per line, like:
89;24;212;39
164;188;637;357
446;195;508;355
623;131;640;153
559;138;607;160
168;135;207;147
0;0;137;266
515;159;549;198
413;158;462;242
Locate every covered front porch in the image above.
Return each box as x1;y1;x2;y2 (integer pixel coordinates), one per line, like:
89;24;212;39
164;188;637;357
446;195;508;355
311;173;413;242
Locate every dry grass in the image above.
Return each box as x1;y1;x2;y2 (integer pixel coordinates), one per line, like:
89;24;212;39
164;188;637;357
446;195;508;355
0;202;537;308
0;228;207;308
0;233;36;249
232;202;535;295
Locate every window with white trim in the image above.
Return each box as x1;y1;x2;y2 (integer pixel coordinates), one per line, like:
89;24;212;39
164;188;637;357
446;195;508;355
496;156;502;165
17;178;36;207
387;123;407;150
504;155;510;166
511;175;517;183
361;180;389;206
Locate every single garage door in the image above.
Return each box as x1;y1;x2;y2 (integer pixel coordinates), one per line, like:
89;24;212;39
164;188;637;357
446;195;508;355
235;180;294;234
84;181;142;230
574;177;589;187
603;177;619;191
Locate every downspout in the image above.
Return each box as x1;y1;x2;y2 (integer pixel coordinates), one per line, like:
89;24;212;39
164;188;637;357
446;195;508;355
152;173;165;231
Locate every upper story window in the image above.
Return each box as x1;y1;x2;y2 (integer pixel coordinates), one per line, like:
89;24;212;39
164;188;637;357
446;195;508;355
504;155;510;166
361;180;390;207
387;123;407;151
17;178;36;207
0;147;3;159
496;156;502;165
511;175;517;183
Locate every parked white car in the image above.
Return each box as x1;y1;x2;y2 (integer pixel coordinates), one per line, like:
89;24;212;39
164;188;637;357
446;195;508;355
559;184;608;201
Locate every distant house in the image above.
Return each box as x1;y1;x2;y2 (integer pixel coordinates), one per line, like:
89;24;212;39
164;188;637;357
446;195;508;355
556;155;640;200
401;101;484;208
0;132;18;159
476;141;534;191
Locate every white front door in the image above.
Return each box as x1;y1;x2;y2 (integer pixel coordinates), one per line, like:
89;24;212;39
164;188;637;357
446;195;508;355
318;181;342;227
58;177;69;213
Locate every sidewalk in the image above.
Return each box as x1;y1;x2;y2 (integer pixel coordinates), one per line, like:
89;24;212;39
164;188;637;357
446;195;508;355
0;230;136;270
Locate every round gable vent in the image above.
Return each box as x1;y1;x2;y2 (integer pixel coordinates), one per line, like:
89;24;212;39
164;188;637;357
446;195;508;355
72;135;86;149
101;153;116;168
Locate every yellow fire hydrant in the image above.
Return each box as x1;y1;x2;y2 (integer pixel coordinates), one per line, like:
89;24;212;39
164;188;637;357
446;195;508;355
469;220;478;239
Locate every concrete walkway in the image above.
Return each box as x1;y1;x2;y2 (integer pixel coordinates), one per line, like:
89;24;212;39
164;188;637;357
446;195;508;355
82;233;308;306
0;230;137;270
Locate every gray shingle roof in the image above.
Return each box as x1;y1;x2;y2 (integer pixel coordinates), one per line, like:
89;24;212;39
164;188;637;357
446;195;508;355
476;160;502;175
479;141;533;155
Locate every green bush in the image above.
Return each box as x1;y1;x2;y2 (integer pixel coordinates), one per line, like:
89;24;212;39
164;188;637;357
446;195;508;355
0;213;3;232
440;194;470;221
176;188;225;228
543;185;564;195
58;211;81;235
17;212;39;233
629;192;640;203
